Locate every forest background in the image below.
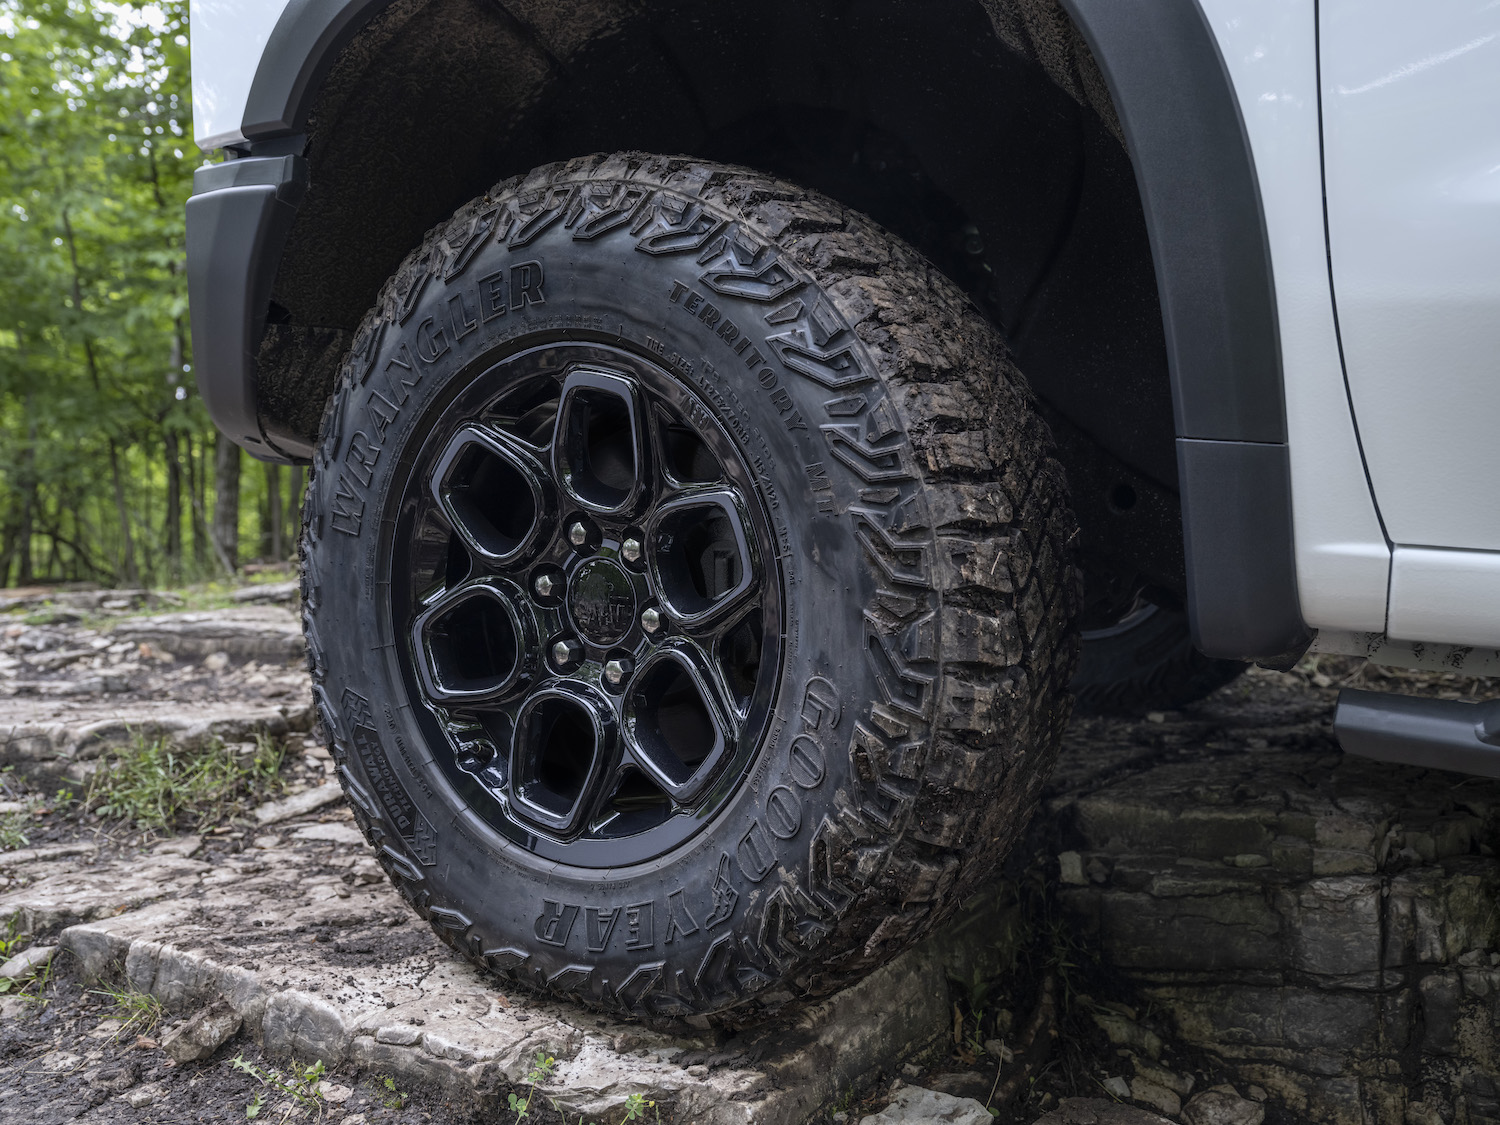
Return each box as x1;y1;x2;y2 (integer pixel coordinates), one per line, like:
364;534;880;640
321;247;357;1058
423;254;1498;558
0;0;296;590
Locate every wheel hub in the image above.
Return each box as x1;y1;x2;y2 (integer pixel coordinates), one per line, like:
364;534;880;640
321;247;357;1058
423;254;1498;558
389;343;782;867
568;557;638;646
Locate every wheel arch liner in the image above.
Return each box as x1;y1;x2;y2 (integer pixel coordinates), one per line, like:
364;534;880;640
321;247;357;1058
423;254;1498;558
1061;0;1308;661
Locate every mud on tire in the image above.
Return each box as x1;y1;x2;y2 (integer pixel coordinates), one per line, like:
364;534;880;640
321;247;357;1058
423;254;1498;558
299;152;1080;1024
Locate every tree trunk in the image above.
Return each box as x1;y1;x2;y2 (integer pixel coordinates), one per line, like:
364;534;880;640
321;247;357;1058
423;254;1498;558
10;407;38;586
163;326;184;582
265;461;283;562
213;432;240;574
106;435;139;586
13;479;35;587
184;435;205;572
164;429;183;583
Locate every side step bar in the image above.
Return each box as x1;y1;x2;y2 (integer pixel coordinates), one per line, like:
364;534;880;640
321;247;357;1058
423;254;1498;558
1335;688;1500;779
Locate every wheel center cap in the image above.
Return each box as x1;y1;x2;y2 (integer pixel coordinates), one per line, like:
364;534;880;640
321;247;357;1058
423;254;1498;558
569;558;637;646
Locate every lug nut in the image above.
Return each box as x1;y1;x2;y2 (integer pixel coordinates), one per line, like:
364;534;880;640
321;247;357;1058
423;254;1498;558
550;638;583;670
568;521;589;547
533;573;556;598
640;607;662;635
604;658;633;687
621;537;643;564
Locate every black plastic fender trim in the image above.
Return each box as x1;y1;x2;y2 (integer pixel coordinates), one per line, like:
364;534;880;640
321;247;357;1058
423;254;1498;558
1061;0;1307;660
1177;439;1307;661
185;154;309;464
241;0;393;139
1336;688;1500;780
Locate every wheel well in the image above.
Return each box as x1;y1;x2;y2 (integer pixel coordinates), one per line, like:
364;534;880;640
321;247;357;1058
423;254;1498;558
257;0;1181;594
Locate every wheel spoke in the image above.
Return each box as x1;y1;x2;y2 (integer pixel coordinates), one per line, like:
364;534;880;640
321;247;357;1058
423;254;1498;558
646;489;758;631
623;642;735;804
430;425;555;566
552;367;647;515
649;403;723;491
714;606;765;717
411;578;535;705
508;683;614;836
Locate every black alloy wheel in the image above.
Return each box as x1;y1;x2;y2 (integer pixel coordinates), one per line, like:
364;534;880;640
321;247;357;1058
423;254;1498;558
394;344;781;864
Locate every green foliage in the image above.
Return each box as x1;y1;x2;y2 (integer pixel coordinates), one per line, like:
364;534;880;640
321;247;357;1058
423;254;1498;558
0;913;28;992
623;1092;658;1121
85;730;288;830
0;765;33;848
508;1051;557;1121
88;978;165;1037
0;2;300;588
377;1074;409;1111
231;1054;327;1122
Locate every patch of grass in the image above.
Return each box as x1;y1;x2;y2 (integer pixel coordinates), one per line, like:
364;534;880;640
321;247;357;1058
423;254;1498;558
231;1054;327;1122
0;915;30;995
86;731;289;831
0;769;78;851
0;766;35;850
87;980;166;1037
0;913;26;959
0;807;30;851
376;1074;408;1111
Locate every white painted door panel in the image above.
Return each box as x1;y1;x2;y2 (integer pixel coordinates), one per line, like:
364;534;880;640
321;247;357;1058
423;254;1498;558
1321;0;1500;555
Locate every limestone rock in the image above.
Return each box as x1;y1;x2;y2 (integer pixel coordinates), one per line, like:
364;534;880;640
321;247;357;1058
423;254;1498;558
1132;1059;1194;1098
1184;1086;1265;1125
113;606;303;662
253;784;345;825
1091;1010;1163;1060
859;1085;994;1125
927;1070;995;1102
152;836;202;859
161;998;242;1063
0;943;55;980
292;822;363;845
1034;1097;1177;1124
1060;851;1087;885
231;582;299;606
1130;1076;1182;1117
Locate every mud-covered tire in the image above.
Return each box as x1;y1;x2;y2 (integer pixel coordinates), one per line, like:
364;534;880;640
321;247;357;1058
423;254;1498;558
299;152;1079;1024
1073;603;1245;716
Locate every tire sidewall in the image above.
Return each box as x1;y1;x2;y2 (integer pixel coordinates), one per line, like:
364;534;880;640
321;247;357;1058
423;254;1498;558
306;176;935;1017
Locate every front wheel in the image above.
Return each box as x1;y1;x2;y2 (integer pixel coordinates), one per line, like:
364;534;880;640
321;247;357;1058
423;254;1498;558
300;153;1079;1022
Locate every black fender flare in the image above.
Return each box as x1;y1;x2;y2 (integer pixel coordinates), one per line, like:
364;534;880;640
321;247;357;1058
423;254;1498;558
242;0;393;139
1062;0;1306;662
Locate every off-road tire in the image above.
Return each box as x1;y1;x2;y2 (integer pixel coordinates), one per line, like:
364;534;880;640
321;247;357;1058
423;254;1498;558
1073;603;1245;716
299;152;1079;1024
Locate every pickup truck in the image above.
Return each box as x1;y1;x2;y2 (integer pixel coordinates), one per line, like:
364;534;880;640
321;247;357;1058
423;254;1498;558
186;0;1500;1021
